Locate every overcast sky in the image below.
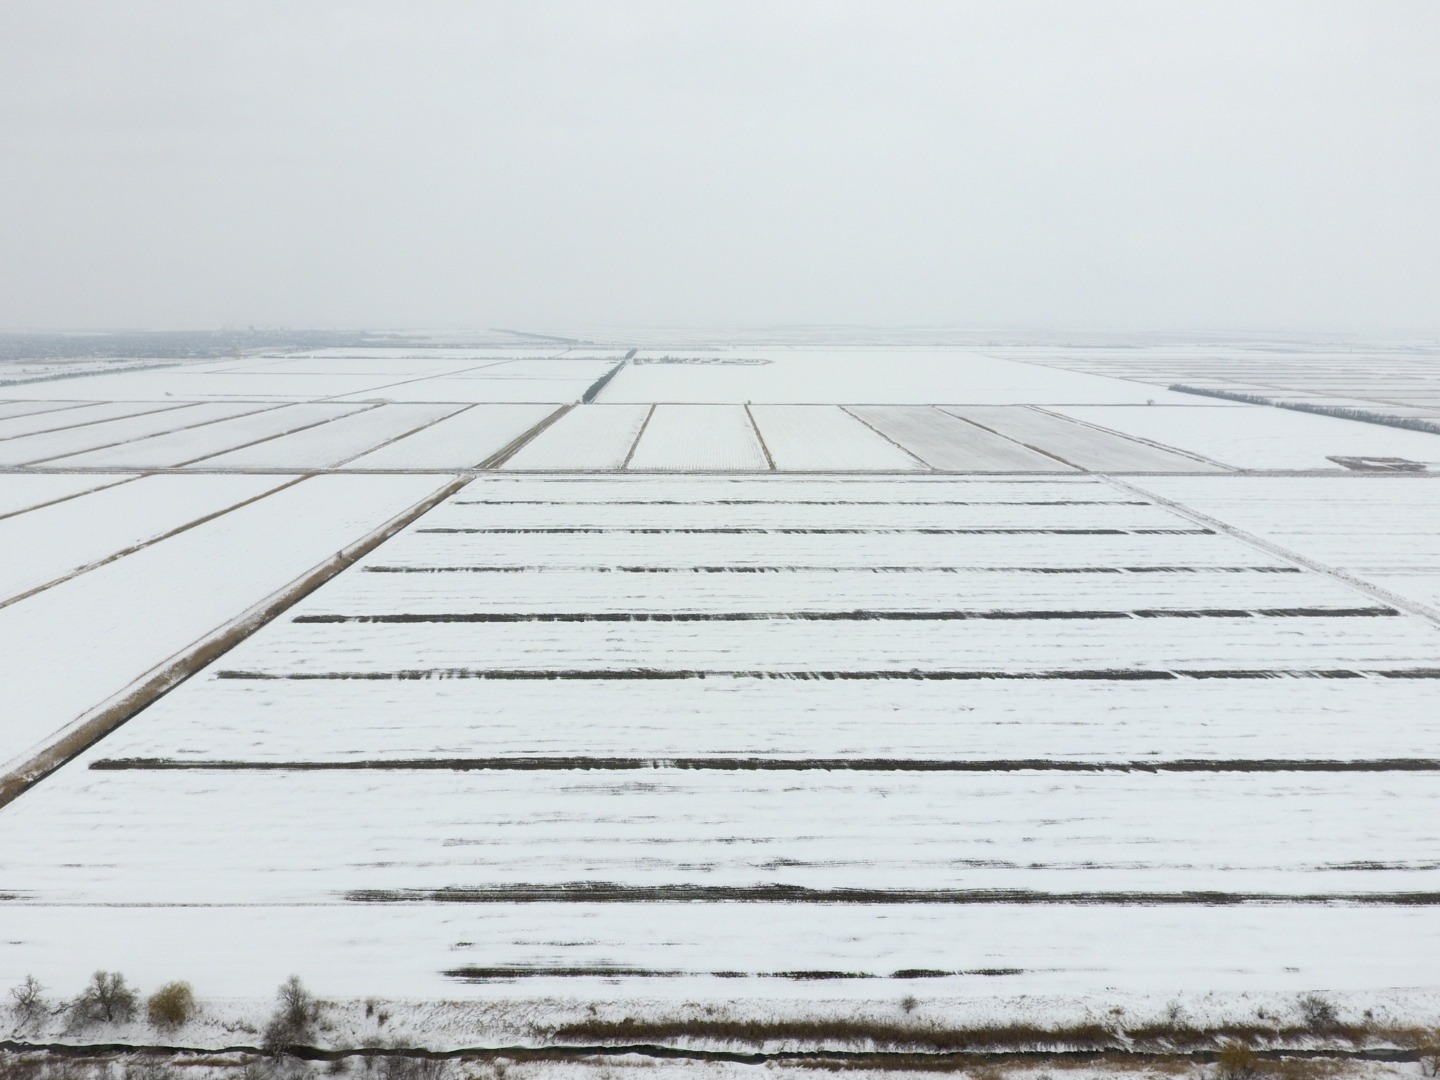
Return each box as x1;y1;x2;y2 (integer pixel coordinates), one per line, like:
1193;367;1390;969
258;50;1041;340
1;1;1437;332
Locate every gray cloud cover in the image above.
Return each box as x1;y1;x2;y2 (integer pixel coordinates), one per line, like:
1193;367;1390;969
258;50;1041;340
1;1;1437;331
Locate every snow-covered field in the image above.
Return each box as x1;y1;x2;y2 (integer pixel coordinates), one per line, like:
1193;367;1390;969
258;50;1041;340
1;340;1438;1062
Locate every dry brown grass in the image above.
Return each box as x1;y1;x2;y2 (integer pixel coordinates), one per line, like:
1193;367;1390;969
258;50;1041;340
545;1016;1378;1054
145;982;195;1030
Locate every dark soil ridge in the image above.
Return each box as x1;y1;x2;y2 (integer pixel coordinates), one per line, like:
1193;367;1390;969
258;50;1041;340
451;498;1155;506
344;883;1440;905
361;564;1303;574
0;1036;1428;1070
442;966;1025;980
214;667;1440;682
89;756;1440;773
291;607;1396;623
415;526;1213;535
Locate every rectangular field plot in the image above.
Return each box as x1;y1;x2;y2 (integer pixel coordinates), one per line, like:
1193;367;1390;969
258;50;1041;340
0;474;450;774
100;675;1440;765
331;377;595;403
11;371;417;401
0;400;90;422
0;401;178;440
49;402;368;468
221;612;1440;676
377;528;1278;571
0;473;136;519
503;404;652;470
4;434;1440;1015
626;405;770;470
750;405;927;470
0;403;258;465
847;406;1071;471
2;902;1436;999
192;403;461;468
6;766;1440;903
301;564;1369;617
941;405;1225;472
456;474;1115;502
1052;404;1440;471
1135;475;1440;612
344;403;557;469
0;473;289;602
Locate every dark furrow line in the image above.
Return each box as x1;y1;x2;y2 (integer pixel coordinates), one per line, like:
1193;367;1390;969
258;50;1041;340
450;499;1154;506
291;606;1397;624
348;883;1440;905
444;966;1022;981
414;527;1214;535
90;756;1440;773
213;667;1440;682
0;1040;1421;1069
743;403;777;471
360;564;1303;574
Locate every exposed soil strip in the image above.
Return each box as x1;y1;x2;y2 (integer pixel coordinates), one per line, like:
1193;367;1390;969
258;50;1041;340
90;755;1440;773
213;667;1440;682
443;965;1022;981
347;883;1440;905
0;1041;1422;1070
452;499;1155;506
291;606;1396;623
416;526;1214;535
362;564;1303;574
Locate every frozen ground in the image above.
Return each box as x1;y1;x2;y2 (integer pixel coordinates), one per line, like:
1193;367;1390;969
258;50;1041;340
0;336;1437;1065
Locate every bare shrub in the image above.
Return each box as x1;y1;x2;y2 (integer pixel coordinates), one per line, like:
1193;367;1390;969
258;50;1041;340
262;977;324;1057
8;976;51;1032
377;1058;449;1080
1396;1029;1440;1078
0;1054;42;1080
69;972;139;1028
1214;1041;1264;1080
144;983;195;1031
1296;994;1339;1032
123;1061;179;1080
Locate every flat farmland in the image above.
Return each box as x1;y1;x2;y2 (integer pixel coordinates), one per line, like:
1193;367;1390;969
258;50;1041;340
1;340;1439;1062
